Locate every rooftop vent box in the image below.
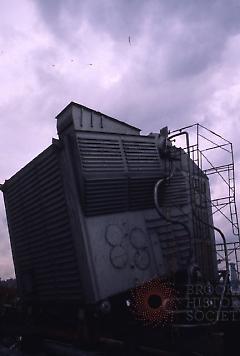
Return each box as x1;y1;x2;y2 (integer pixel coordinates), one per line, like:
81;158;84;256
56;102;141;136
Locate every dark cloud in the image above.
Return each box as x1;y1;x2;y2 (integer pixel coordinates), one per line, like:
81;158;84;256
34;0;240;77
30;0;240;126
34;0;148;44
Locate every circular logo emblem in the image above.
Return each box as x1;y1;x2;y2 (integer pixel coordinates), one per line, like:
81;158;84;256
130;278;176;327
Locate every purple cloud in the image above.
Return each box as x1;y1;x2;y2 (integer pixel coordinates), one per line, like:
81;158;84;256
1;0;240;278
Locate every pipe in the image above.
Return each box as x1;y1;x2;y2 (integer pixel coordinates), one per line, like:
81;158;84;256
154;168;193;261
168;131;190;157
154;167;229;327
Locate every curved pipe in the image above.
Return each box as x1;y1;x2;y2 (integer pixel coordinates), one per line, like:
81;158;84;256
168;131;190;157
154;169;229;327
191;209;229;325
167;131;194;256
171;222;229;327
154;168;193;261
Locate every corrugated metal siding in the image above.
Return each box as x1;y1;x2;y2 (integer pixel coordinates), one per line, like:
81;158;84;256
77;134;188;215
77;135;164;216
83;177;128;215
77;137;124;172
193;205;216;280
129;176;160;210
158;170;189;207
146;211;192;270
82;176;163;215
123;140;161;172
4;146;82;301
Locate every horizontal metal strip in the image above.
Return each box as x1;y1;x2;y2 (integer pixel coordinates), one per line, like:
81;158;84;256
82;164;124;169
130;201;154;205
13;222;46;236
123;142;156;146
85;195;128;202
9;194;42;211
82;167;124;172
33;258;77;269
78;140;120;145
85;186;127;193
37;168;60;183
124;151;158;155
126;161;160;165
54;274;81;282
85;199;128;207
82;160;124;165
36;155;59;170
38;175;62;190
85;206;126;215
130;197;154;202
35;261;77;273
129;176;161;180
78;138;120;144
10;216;42;230
45;221;73;234
6;194;26;207
7;194;40;211
81;156;123;163
128;168;161;171
15;221;70;238
15;205;42;218
163;185;187;191
85;179;127;185
40;196;66;211
18;164;59;188
34;267;80;288
130;184;156;189
81;158;124;163
31;251;75;263
15;232;72;249
85;187;128;194
85;184;127;190
34;257;77;269
36;165;60;180
79;145;120;151
41;203;68;217
124;151;159;156
84;201;127;209
79;147;121;154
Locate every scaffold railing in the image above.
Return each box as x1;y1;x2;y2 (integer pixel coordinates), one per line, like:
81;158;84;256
169;123;240;280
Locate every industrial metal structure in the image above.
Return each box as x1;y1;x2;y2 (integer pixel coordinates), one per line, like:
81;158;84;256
169;124;240;286
1;103;240;355
1;102;218;306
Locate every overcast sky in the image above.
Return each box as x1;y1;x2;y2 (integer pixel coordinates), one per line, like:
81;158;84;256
1;0;240;278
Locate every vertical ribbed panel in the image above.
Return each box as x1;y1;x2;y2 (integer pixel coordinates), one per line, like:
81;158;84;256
4;146;82;301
